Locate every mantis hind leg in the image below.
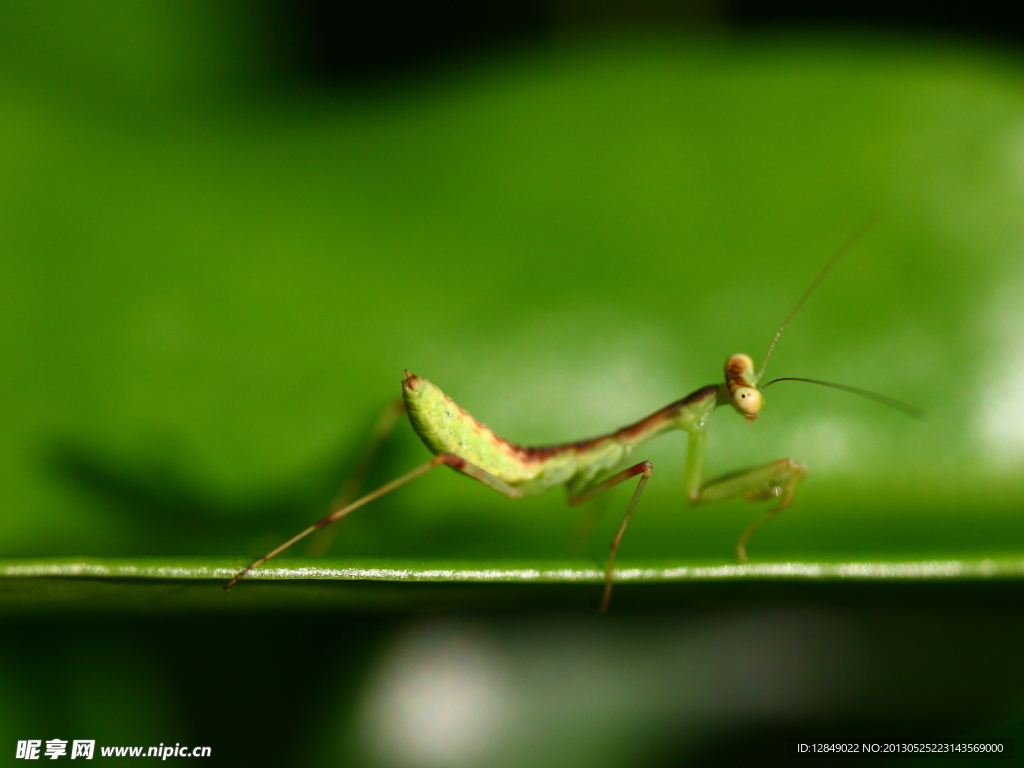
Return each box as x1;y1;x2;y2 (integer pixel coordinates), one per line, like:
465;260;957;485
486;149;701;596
698;458;807;562
224;452;523;590
568;460;654;613
308;398;407;556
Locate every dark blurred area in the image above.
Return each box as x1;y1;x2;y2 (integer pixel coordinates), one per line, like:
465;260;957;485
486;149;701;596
267;0;1023;86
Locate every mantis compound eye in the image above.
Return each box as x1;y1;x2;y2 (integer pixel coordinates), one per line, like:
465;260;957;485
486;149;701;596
733;386;764;418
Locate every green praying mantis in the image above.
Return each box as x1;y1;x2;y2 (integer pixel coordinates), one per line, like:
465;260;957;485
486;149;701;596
226;218;923;611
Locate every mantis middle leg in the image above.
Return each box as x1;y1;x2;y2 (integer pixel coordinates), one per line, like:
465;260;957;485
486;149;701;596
568;460;654;613
684;429;807;562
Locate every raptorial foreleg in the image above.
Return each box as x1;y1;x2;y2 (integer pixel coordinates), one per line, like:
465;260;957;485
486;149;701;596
683;429;807;561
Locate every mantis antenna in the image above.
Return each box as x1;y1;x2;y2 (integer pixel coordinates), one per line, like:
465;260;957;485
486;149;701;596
761;377;926;420
755;211;924;421
757;210;882;380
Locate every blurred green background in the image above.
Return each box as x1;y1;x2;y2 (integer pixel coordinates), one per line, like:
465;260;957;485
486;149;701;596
2;2;1024;766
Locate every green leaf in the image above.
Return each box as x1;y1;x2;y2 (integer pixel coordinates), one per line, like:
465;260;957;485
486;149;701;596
3;555;1024;615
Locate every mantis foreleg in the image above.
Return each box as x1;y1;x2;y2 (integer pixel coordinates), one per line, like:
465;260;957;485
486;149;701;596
684;429;807;561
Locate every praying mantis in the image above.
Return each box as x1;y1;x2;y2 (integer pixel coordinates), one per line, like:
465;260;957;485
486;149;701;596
226;218;923;611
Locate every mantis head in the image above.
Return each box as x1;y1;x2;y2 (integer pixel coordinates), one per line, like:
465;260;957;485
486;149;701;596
725;353;764;422
723;217;924;424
